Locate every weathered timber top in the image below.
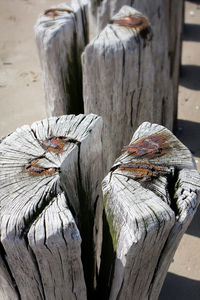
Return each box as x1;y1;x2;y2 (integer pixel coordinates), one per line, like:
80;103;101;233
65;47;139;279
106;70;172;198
102;122;200;300
0;114;103;300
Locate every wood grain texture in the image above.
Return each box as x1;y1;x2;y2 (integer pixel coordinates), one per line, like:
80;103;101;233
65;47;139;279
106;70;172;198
83;6;156;174
35;0;88;116
102;122;200;300
0;114;103;299
89;0;184;129
0;257;18;300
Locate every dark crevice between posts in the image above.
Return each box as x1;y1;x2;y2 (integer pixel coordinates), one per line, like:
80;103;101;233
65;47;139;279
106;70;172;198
80;4;89;46
63;22;84;114
0;242;21;299
95;210;116;300
76;143;96;300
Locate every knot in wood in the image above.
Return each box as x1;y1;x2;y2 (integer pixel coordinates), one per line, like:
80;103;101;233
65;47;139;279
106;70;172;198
122;134;169;158
25;160;58;176
42;136;80;153
44;8;74;18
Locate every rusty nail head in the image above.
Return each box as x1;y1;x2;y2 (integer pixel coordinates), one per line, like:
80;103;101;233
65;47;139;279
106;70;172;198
122;134;169;158
113;15;148;29
42;136;79;153
25;159;57;176
118;161;169;180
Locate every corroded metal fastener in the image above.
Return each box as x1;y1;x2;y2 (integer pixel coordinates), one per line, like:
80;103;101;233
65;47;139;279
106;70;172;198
122;134;170;158
118;161;170;181
25;160;58;176
44;7;74;18
112;15;146;28
111;15;151;40
42;136;80;153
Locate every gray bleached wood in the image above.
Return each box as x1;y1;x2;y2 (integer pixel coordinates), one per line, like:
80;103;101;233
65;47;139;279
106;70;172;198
82;6;155;174
89;0;183;129
0;114;103;299
102;122;200;300
35;0;88;116
0;136;18;300
0;258;18;300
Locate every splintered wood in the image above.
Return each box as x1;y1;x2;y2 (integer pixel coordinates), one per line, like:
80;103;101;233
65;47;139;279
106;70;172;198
0;114;103;300
35;0;88;116
102;122;200;300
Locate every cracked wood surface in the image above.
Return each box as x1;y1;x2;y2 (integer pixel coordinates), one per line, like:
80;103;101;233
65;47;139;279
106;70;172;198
102;122;200;300
0;114;103;300
82;6;155;174
88;0;184;128
35;0;88;117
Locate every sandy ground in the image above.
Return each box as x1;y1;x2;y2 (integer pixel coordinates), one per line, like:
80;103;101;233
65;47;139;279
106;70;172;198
0;0;199;299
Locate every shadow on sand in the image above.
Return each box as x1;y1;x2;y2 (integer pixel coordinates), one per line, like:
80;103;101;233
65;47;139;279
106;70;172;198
175;119;200;158
159;272;200;300
179;65;200;90
183;23;200;42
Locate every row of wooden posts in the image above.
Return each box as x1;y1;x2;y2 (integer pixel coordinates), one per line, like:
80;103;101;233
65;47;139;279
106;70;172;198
0;1;200;300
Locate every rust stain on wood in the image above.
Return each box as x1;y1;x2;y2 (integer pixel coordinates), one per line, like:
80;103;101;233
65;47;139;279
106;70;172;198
111;15;151;40
122;134;170;158
112;15;151;39
119;162;169;180
44;7;73;18
25;160;57;176
42;136;80;153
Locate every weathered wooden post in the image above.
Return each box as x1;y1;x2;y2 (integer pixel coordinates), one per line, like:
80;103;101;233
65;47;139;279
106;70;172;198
35;0;184;132
0;114;103;299
35;1;88;116
1;1;191;299
101;121;200;300
0;119;199;299
82;6;155;173
88;0;184;128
